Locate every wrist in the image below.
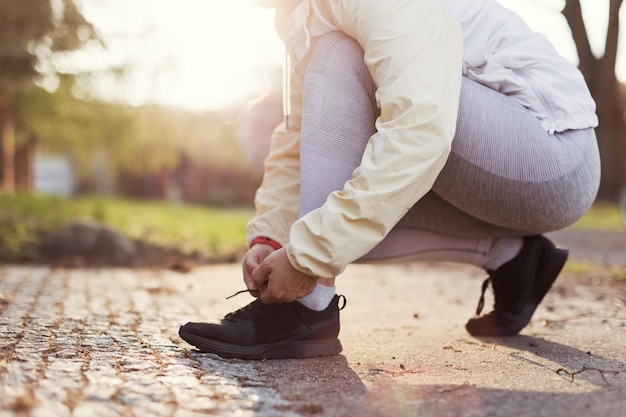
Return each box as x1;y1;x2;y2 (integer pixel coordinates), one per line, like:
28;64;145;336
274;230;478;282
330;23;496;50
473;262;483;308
249;236;283;251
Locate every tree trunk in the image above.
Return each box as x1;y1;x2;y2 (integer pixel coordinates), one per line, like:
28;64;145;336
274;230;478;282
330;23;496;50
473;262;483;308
591;69;626;200
594;109;626;200
16;134;36;192
563;0;626;201
159;167;170;200
0;104;16;193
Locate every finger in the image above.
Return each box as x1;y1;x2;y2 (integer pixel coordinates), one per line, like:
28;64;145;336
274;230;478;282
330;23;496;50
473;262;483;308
259;288;278;304
243;251;264;293
258;277;281;304
251;256;272;286
262;277;302;304
243;260;258;292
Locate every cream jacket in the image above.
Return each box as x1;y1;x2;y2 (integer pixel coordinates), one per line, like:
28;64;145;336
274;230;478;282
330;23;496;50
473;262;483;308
247;0;598;278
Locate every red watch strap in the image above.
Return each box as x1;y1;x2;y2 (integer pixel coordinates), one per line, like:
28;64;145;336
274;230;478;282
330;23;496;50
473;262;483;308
249;236;283;250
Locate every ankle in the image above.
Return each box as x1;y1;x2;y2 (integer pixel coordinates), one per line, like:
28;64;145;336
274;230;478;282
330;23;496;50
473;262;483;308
297;283;336;311
483;237;524;271
318;277;336;287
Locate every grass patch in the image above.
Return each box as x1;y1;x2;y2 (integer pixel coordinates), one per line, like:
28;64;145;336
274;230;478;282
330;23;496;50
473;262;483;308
0;193;73;261
0;193;253;262
564;260;626;282
571;201;624;231
0;195;622;264
70;195;253;258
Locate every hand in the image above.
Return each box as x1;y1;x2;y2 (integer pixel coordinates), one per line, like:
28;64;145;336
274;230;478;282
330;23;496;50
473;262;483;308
251;247;318;304
242;244;275;296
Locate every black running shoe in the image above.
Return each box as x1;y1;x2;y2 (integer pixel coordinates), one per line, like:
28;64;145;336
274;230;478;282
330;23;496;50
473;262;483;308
179;295;345;359
466;235;568;337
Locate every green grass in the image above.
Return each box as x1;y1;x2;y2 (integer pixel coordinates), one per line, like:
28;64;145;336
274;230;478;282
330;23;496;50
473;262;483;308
564;260;626;281
570;201;624;231
0;193;72;261
71;195;253;257
0;194;253;262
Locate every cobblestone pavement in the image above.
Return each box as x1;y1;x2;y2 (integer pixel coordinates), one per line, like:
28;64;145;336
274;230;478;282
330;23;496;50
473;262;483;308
1;238;626;417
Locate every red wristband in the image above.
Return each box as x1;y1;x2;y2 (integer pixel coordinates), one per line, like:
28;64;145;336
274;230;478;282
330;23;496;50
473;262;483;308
249;236;283;250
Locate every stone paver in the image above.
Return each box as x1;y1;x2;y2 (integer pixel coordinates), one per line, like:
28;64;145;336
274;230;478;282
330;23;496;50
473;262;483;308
1;234;626;417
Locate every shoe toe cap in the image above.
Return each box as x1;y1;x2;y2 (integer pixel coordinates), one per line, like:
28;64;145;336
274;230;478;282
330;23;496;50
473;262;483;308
180;321;207;335
179;320;255;345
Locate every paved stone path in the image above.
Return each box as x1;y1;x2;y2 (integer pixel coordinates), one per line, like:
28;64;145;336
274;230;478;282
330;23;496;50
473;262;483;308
1;233;625;416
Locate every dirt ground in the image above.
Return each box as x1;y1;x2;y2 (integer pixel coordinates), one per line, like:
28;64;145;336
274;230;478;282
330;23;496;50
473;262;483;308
0;228;624;417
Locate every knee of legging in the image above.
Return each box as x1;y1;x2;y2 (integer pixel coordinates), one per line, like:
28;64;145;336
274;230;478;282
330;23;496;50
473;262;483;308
519;180;599;233
307;32;372;87
550;161;601;230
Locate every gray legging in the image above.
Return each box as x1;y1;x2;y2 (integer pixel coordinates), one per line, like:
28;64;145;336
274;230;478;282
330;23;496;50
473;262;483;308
297;32;601;264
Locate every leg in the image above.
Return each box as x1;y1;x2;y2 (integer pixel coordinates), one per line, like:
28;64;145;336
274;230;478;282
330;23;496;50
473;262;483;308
298;37;602;337
397;77;601;336
295;33;522;308
298;32;377;218
295;32;378;309
397;77;601;236
298;33;499;269
364;77;600;272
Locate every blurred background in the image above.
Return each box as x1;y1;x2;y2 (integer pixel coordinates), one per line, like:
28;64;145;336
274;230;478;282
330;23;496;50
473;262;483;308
0;0;285;204
0;0;624;264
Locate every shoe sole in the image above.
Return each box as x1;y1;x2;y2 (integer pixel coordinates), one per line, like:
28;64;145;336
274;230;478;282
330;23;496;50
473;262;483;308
179;331;343;360
466;247;569;337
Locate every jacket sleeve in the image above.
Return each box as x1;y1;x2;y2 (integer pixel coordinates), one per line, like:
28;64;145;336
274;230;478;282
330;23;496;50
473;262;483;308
286;0;464;277
246;71;304;246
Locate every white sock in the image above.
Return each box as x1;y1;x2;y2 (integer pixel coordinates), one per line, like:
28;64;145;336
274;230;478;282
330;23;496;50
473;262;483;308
482;237;524;271
297;284;336;311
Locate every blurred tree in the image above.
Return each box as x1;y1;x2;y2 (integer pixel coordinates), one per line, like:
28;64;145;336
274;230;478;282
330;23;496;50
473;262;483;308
0;0;99;192
562;0;626;200
14;77;135;180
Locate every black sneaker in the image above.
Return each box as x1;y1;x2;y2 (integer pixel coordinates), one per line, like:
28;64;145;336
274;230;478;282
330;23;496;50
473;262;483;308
465;235;568;337
179;295;346;359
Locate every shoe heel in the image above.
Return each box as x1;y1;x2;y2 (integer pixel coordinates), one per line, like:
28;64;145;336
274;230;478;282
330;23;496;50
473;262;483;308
531;248;568;306
465;242;569;337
